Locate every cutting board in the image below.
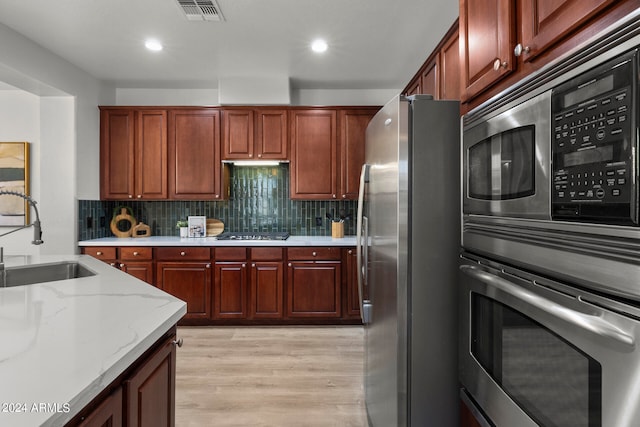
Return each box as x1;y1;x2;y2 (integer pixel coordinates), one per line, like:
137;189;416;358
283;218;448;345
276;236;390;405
206;219;224;236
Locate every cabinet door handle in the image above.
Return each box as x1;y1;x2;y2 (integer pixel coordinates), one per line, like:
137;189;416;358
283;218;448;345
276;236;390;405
173;338;184;348
493;58;508;71
514;43;531;57
180;251;186;256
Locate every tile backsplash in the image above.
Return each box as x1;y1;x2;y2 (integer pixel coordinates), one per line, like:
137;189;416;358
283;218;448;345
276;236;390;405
78;165;357;240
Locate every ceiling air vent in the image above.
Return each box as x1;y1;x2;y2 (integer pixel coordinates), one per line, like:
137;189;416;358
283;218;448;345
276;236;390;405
177;0;224;21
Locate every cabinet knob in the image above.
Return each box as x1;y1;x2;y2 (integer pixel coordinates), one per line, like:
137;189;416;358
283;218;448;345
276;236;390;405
332;194;337;199
288;263;292;267
252;263;256;268
514;43;531;57
312;252;317;257
173;338;184;348
206;263;211;268
109;262;116;267
96;251;102;256
493;58;508;71
348;250;353;255
137;195;142;199
215;195;220;199
128;195;133;199
133;251;139;256
257;154;262;158
242;263;246;268
342;194;346;199
180;251;186;256
119;263;125;268
249;154;253;158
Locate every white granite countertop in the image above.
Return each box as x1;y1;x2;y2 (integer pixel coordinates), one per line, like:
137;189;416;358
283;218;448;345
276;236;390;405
0;254;187;427
79;235;357;247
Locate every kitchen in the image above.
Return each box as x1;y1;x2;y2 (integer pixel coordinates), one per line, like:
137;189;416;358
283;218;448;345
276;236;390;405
1;0;640;426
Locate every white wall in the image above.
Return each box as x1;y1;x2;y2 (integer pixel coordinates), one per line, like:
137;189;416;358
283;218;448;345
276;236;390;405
115;87;398;106
0;91;41;256
0;22;112;254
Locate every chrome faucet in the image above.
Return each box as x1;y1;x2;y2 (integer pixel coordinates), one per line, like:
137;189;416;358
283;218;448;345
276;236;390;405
0;191;44;245
0;191;44;286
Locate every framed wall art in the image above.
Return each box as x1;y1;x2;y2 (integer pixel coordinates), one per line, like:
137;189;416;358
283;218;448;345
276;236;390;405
0;142;30;226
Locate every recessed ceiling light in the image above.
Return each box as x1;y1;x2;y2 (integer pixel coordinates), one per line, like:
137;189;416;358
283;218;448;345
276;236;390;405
311;38;328;53
145;39;163;52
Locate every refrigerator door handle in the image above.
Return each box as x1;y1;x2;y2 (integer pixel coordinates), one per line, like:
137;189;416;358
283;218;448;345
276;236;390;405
357;164;371;324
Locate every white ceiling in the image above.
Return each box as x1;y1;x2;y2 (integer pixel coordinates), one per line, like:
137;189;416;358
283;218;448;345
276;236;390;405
0;0;458;92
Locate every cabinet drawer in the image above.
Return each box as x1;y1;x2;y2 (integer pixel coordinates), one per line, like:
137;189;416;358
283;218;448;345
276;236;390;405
83;246;116;260
155;247;211;261
287;247;341;261
251;247;283;261
214;247;247;261
120;247;153;260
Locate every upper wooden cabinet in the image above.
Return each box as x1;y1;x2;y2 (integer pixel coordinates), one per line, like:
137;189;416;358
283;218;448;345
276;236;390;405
289;109;338;199
222;108;288;160
404;21;460;101
290;107;377;200
459;0;637;108
168;108;224;200
100;108;168;200
459;0;515;102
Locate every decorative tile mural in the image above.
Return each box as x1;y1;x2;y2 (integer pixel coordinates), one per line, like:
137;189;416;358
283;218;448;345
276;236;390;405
78;165;357;240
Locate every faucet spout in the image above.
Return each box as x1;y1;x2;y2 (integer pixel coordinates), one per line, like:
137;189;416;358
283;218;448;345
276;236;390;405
0;191;44;245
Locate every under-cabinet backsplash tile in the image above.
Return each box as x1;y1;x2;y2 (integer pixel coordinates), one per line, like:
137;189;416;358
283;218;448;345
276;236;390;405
78;165;357;240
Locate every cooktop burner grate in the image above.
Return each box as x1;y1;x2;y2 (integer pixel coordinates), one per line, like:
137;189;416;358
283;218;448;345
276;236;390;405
216;231;290;241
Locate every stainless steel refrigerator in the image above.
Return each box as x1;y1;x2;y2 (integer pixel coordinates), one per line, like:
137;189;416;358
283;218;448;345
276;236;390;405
356;94;460;427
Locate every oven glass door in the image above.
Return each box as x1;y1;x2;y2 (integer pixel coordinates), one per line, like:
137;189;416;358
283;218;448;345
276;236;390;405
472;293;602;427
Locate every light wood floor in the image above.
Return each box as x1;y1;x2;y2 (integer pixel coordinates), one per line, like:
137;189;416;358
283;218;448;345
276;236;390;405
175;326;367;427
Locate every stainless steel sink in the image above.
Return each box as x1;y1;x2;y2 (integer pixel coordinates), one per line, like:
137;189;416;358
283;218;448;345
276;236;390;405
3;261;96;287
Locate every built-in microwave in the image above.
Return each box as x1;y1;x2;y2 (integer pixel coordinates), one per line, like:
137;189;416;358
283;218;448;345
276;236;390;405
463;48;639;226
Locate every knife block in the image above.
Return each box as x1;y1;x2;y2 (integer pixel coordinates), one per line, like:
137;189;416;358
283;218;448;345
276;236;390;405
331;222;344;238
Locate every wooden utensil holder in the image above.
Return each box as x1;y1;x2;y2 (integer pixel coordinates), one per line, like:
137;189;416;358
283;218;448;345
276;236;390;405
331;222;344;238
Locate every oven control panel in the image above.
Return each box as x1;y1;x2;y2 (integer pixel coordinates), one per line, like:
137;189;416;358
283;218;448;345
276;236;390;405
551;49;638;225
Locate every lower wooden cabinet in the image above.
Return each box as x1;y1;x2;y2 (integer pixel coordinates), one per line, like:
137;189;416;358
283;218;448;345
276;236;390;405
344;248;360;318
157;262;212;320
287;247;342;318
250;248;285;319
124;334;177;427
77;387;122;427
68;330;178;427
82;245;360;324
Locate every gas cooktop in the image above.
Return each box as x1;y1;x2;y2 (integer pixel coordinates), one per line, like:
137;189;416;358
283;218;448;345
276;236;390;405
216;231;290;241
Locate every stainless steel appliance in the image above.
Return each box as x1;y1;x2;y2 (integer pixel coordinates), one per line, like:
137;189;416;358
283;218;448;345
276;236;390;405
356;94;460;426
460;17;640;427
459;253;640;427
216;231;289;240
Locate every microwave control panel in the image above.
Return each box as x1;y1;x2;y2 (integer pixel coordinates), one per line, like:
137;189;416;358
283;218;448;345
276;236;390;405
551;49;638;225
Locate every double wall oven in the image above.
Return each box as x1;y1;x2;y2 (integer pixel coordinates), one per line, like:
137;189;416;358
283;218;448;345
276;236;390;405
460;16;640;427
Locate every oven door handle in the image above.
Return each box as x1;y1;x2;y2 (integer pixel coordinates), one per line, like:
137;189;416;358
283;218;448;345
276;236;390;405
460;265;635;349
